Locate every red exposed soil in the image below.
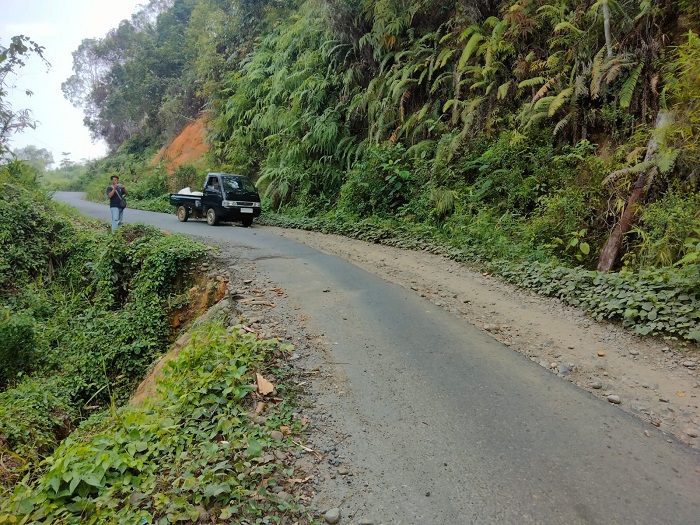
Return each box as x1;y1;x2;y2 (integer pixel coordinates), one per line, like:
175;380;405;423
152;119;209;174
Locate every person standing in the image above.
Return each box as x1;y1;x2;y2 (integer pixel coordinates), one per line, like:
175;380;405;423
106;175;128;231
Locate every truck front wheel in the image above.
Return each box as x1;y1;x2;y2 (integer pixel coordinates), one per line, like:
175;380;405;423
206;208;220;226
177;206;189;222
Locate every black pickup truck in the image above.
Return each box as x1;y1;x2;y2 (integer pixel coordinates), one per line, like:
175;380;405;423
169;172;261;227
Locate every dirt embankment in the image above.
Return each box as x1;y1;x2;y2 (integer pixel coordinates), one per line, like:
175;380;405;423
131;266;228;405
152;119;209;174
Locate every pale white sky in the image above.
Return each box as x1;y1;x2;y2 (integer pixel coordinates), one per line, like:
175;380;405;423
2;0;145;166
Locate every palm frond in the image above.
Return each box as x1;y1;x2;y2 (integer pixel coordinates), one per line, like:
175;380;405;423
602;160;655;185
533;95;555;112
391;77;416;101
471;80;491;91
430;187;457;217
656;148;679;174
521;109;550;130
532;77;556;105
442;98;460;113
436;48;456;69
619;61;644;109
497;81;511;100
406;139;437;158
459;95;486;135
553;113;572;136
518;76;546;89
606;61;625;84
458;33;485;70
548;87;573;116
429;71;453;94
590;46;607;98
553;21;584;35
574;73;589;98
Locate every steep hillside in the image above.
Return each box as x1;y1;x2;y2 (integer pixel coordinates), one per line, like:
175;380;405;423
68;0;700;273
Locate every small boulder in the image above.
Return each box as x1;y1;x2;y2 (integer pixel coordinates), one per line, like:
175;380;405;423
324;508;341;524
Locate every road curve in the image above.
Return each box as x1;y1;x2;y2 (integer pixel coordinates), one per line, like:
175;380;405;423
55;192;700;525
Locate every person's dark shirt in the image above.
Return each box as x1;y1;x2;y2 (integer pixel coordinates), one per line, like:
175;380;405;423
106;185;125;208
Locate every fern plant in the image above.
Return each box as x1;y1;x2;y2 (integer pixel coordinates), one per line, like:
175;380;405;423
210;1;357;209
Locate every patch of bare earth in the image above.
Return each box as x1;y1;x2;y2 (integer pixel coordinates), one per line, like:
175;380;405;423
267;226;700;448
152;119;209;174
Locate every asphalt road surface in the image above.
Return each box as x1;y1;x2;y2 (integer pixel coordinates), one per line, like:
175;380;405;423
55;192;700;524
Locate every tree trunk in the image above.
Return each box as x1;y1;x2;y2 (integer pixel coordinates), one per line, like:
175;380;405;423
603;0;613;59
596;175;650;272
596;111;671;272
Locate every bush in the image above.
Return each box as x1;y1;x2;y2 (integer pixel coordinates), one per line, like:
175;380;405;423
338;144;416;218
666;30;700;165
0;159;39;187
625;191;700;269
2;324;311;524
171;164;203;192
0;376;74;460
453;132;544;214
0;310;35;389
494;260;700;341
134;193;172;213
1;189;207;466
0;184;75;295
127;169;168;200
526;187;595;265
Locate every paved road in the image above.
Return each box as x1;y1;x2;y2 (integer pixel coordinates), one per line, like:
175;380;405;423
56;193;700;524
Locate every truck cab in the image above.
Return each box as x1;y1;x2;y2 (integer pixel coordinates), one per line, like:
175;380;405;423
202;173;261;226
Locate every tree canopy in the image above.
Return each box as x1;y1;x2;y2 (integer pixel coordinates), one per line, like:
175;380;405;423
0;35;49;158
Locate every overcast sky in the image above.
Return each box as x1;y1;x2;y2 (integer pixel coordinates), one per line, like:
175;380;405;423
2;0;145;166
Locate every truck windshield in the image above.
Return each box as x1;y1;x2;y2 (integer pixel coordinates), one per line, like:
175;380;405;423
222;176;256;193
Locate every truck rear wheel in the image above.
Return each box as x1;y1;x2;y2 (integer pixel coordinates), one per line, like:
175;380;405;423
177;206;189;222
206;208;219;226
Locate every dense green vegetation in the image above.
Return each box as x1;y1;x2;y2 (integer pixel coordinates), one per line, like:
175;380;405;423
0;177;314;518
6;1;699;339
2;323;311;524
1;1;699;520
0;81;206;500
0;166;206;490
60;0;700;272
1;35;313;523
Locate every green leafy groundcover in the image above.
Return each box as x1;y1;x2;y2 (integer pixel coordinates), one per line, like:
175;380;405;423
492;261;700;341
0;213;209;464
259;213;700;342
1;323;314;524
